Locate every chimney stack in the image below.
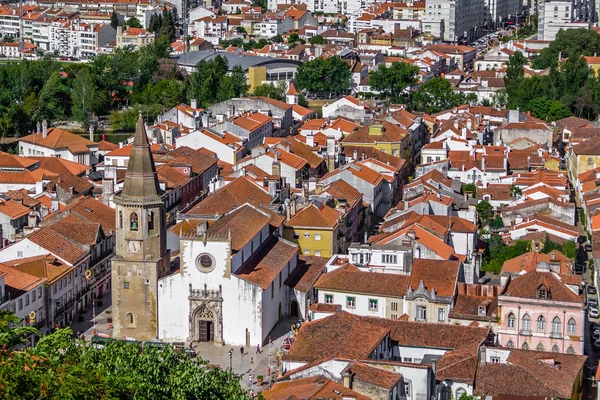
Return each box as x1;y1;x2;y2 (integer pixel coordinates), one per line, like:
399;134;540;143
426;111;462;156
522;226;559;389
36;121;41;134
89;124;94;141
306;134;314;147
42;119;48;138
191;99;198;109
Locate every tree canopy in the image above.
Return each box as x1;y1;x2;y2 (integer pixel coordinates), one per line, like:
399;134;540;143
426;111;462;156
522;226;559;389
369;62;419;104
532;29;600;69
0;312;247;399
295;56;351;96
504;49;600;120
411;77;476;113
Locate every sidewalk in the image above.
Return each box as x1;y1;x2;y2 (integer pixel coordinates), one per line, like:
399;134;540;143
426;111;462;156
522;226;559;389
69;294;113;339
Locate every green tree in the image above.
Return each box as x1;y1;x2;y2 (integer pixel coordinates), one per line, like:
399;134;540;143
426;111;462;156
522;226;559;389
71;68;98;130
288;33;299;43
541;233;560;253
509;185;522;197
476;200;493;225
0;311;36;349
532;29;600;69
126;17;143;29
309;35;325;45
110;12;119;29
411;77;474;113
295;56;350;96
490;215;504;230
369;62;419;104
271;35;283;43
253;82;285;100
504;51;527;109
229;65;248;97
0;323;247;399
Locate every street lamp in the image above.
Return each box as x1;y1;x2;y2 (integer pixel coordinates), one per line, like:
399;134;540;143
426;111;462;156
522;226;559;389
228;349;233;371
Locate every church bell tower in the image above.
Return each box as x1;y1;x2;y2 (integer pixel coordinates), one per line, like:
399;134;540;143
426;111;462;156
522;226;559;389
111;115;170;341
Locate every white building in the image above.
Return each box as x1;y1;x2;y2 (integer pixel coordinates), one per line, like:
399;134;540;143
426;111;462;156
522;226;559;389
49;21;116;58
424;0;485;42
19;122;99;166
158;204;306;346
537;0;590;41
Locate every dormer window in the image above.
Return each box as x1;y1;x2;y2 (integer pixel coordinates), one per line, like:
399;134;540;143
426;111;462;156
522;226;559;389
478;305;486;316
538;285;549;299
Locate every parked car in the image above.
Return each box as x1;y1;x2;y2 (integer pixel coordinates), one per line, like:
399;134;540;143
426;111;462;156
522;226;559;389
585;243;593;252
590;322;600;332
594;340;600;350
589;308;599;319
589;286;597;295
589;298;598;307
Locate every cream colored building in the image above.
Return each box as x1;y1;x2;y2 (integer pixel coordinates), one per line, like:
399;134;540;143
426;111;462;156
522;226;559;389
116;26;155;49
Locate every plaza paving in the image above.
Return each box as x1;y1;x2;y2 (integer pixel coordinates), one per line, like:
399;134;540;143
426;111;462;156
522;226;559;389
70;300;299;395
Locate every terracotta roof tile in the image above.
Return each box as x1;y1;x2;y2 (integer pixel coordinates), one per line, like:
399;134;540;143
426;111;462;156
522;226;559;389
63;196;116;232
501;250;572;275
4;254;72;284
0;263;45;298
20;128;96;153
315;264;410;297
262;376;370;400
475;349;587;398
284;255;328;293
235;236;298;290
502;271;583;303
207;204;271;253
409;259;460;297
285;203;341;229
341;361;402;389
284;311;391;362
0;198;30;219
187;177;273;216
26;226;88;265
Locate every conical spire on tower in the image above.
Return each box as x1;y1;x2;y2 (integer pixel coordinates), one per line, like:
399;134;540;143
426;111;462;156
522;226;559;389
120;115;161;199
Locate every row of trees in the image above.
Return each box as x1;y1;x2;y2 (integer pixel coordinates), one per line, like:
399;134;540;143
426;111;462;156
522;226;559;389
295;57;474;113
0;311;247;399
504;29;600;121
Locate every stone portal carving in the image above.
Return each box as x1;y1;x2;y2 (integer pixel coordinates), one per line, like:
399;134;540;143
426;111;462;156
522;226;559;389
189;283;224;344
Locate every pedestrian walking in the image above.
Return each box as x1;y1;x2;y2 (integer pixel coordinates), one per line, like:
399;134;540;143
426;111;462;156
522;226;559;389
256;344;261;354
189;341;193;349
240;346;244;357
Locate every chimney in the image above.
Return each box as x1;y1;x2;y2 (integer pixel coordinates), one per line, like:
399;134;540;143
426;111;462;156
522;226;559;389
291;198;296;216
42;119;48;138
272;160;281;177
479;345;487;366
36;121;41;134
191;99;198;109
268;178;278;197
119;142;123;148
50;196;59;212
342;372;353;389
308;177;317;193
353;149;358;160
28;211;38;228
201;113;210;128
407;229;416;240
306;134;315;147
285;200;291;220
462;126;467;140
89;124;94;141
226;104;235;119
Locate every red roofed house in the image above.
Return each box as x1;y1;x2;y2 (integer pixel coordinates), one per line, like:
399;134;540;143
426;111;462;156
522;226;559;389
116;26;155;49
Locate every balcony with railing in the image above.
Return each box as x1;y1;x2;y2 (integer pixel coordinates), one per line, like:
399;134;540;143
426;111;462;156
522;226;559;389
520;329;532;336
54;299;75;317
550;332;562;339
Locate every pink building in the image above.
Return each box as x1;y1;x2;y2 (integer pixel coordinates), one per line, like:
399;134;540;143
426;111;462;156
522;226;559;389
497;269;585;354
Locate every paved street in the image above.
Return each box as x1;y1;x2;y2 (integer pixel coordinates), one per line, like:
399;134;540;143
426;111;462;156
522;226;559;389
69;294;113;339
192;317;299;394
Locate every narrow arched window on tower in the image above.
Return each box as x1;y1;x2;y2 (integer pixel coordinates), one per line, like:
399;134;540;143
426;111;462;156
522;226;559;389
148;211;154;232
130;212;138;231
119;211;123;229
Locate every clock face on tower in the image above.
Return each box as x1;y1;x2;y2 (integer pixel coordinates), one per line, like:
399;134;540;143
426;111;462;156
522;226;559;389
128;240;141;253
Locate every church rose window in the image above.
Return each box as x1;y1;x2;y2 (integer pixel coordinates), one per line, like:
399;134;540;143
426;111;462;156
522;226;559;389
196;254;216;273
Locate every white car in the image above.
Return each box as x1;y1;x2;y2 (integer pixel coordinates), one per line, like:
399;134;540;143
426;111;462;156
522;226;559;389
589;308;599;319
